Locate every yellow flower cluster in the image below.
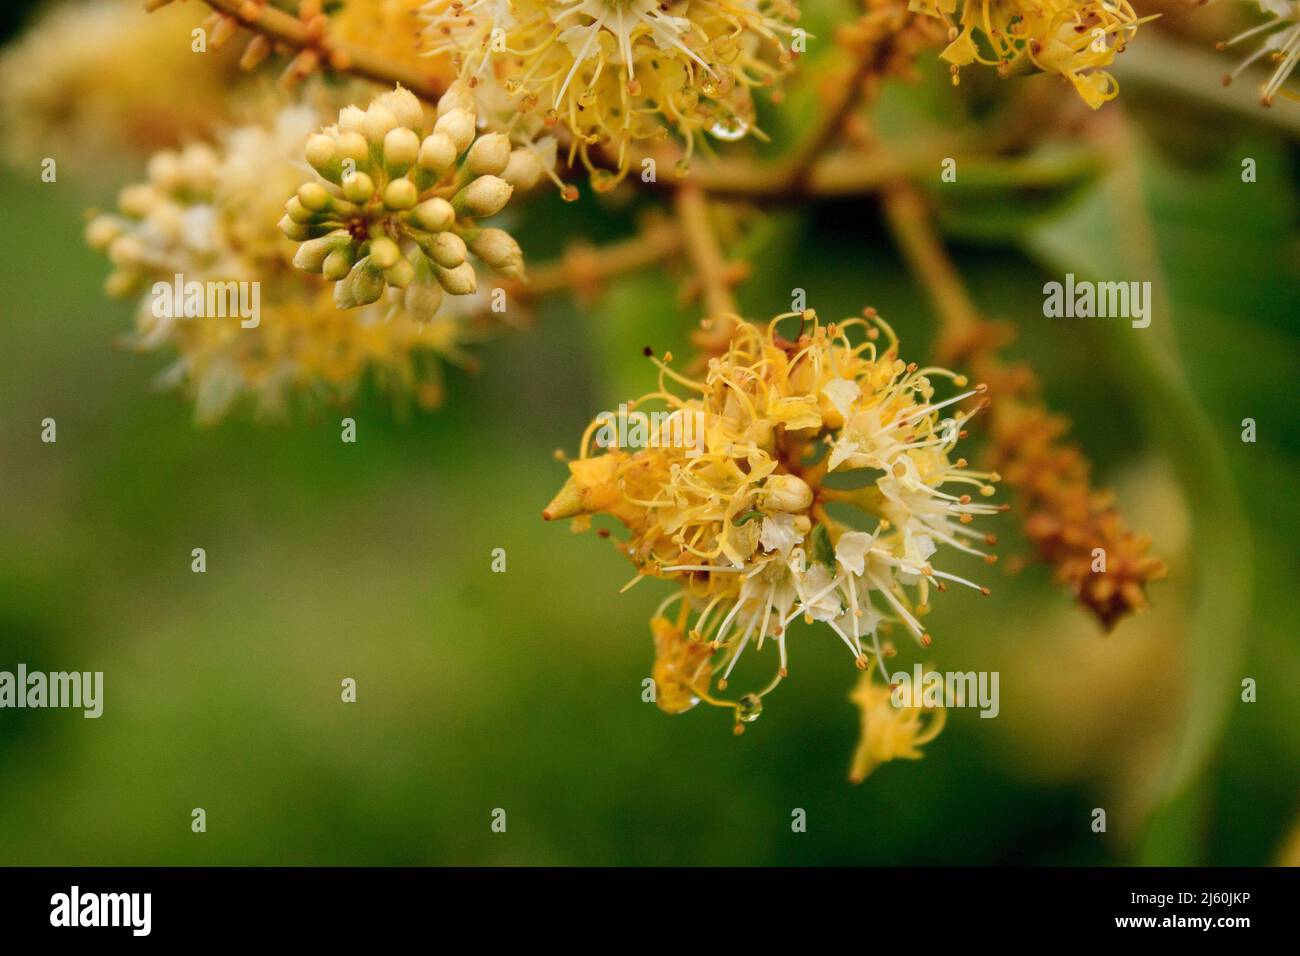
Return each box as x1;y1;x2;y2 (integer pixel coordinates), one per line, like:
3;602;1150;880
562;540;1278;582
911;0;1149;109
544;311;1002;732
421;0;802;184
283;85;537;315
86;104;494;424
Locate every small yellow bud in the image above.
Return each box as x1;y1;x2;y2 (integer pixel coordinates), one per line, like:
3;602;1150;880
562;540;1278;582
436;261;477;295
376;84;425;129
382;178;418;210
764;474;814;513
455;175;513;218
468;227;523;278
335;131;369;166
85;216;122;250
383;127;420;173
427;231;467;269
368;235;402;269
501;148;545;192
411;197;455;233
434;108;476;154
343;171;376;203
418;132;458;175
436;81;476;118
297;182;332;212
466;133;512;176
362;103;399;145
403;279;444;322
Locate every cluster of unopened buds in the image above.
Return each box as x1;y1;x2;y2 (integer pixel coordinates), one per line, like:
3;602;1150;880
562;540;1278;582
282;85;540;319
545;310;1005;746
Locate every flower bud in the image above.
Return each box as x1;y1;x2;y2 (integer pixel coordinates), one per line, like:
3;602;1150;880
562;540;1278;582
342;171;376;203
501;148;545;191
293;231;351;273
418;132;458;175
436;81;476;118
118;184;156;218
383;126;420;174
411;197;455;233
436;261;477;295
469;227;523;278
350;260;386;305
362;103;399;145
403;280;444;322
466;133;511;176
297;182;332;212
427;231;467;269
85;215;122;250
382;178;418;210
763;474;813;513
434;108;476;154
334;131;370;166
454;175;513;218
377;84;425;129
367;235;401;269
383;257;416;289
322;245;355;280
337;105;367;135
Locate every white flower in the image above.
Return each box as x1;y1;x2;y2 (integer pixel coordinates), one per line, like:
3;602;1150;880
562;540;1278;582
834;531;875;576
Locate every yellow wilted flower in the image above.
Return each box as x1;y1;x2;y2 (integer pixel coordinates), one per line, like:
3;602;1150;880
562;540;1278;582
847;669;946;782
912;0;1153;109
421;0;802;186
544;311;1002;730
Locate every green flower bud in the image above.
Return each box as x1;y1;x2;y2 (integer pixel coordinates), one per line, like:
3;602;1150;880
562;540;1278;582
454;175;513;218
85;215;122;250
427;231;467;269
377;84;425;129
335;131;370;166
418;132;457;176
403;279;444;322
382;177;418;211
323;245;355;281
305;134;339;180
501;148;545;192
469;227;524;278
434;108;476;155
383;257;416;289
368;235;402;270
297;182;332;212
362;103;399;146
350;259;386;306
436;261;477;295
411;197;455;233
293;231;352;273
436;81;476;119
466;133;512;177
383;127;420;175
343;171;376;203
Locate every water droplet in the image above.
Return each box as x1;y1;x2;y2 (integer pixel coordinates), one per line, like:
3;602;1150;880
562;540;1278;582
737;693;763;723
708;116;749;142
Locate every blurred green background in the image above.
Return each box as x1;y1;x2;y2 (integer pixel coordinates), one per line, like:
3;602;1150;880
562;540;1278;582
0;0;1296;865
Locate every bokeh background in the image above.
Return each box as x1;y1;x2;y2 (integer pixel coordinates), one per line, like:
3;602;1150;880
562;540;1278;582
0;0;1296;865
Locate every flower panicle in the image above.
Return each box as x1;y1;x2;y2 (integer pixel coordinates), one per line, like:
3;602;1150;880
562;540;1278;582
281;84;545;320
545;309;1003;734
